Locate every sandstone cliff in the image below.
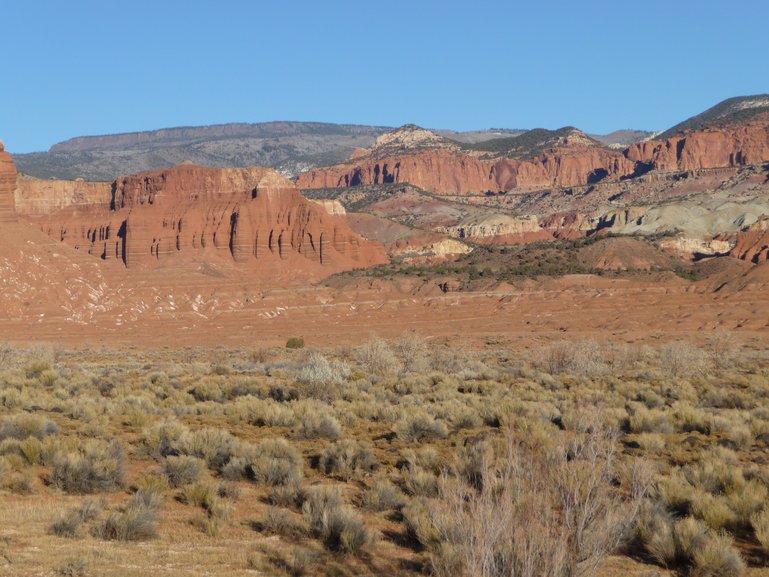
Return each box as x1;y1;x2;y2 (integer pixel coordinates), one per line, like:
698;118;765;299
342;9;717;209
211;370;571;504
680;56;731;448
439;214;549;241
37;164;388;273
729;218;769;263
0;141;17;221
626;120;769;172
15;176;111;215
296;146;635;195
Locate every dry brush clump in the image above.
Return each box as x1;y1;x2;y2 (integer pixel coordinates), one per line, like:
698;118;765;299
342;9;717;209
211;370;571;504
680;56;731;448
49;439;125;494
50;498;104;538
423;413;652;577
302;485;377;555
319;439;376;480
95;488;162;541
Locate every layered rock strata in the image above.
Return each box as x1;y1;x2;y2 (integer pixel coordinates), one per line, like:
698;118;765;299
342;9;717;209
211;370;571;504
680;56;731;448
296;147;636;195
626;121;769;172
729;218;769;263
37;164;388;272
15;176;112;215
0;141;17;221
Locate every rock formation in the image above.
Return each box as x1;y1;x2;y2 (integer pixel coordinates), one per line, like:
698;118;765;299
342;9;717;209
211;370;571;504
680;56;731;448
729;218;769;263
296;126;636;195
37;164;388;273
15;176;111;215
626;120;769;172
439;214;550;242
0;140;17;221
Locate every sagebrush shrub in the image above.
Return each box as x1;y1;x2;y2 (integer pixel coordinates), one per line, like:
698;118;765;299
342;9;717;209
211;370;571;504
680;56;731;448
0;414;59;441
319;439;376;480
50;440;124;494
364;475;405;512
395;410;448;443
240;438;303;486
164;455;205;488
302;485;375;554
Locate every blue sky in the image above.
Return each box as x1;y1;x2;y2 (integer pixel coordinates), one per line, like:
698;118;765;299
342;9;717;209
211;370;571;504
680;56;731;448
2;0;767;152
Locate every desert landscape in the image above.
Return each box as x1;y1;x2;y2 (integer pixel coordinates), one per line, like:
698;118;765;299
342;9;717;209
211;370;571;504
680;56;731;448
1;92;769;577
2;2;769;575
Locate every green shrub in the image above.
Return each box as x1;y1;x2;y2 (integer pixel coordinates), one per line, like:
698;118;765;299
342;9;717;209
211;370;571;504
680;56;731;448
286;337;305;350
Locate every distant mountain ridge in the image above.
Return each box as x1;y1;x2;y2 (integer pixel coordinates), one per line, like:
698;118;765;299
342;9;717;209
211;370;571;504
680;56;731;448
49;121;390;152
14;121;652;182
658;94;769;139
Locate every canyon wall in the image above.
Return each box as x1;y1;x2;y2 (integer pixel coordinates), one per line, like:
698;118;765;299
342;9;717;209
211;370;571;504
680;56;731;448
15;176;112;215
0;141;17;221
626;121;769;171
296;147;636;195
730;218;769;263
37;164;388;273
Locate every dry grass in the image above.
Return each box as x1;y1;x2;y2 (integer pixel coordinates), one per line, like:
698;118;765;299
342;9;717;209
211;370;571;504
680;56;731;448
0;336;765;576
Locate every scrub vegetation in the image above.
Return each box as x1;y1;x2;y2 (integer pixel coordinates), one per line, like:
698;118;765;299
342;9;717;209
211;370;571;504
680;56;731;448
0;335;767;576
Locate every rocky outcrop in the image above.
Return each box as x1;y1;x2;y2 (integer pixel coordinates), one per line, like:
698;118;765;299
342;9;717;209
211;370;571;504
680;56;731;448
729;218;769;263
15;176;111;215
539;212;594;239
37;164;388;273
297;147;635;195
0;140;17;221
310;199;346;216
440;214;546;240
626;121;769;172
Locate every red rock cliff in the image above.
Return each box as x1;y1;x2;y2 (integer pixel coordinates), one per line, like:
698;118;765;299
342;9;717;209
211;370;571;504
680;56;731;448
296;147;635;195
729;218;769;263
15;176;112;215
38;164;388;273
626;121;769;171
0;141;17;221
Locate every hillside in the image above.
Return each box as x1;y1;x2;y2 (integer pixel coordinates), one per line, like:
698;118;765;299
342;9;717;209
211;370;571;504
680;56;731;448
591;129;655;147
461;126;604;159
658;94;769;139
15;122;393;181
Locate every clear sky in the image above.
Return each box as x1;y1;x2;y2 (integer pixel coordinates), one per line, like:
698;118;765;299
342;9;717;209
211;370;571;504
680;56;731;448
2;0;768;152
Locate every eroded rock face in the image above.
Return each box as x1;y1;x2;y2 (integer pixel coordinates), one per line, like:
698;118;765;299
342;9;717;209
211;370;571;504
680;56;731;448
296;147;636;195
730;218;769;263
0;141;17;221
15;176;112;215
38;164;388;273
439;214;545;240
626;121;769;171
